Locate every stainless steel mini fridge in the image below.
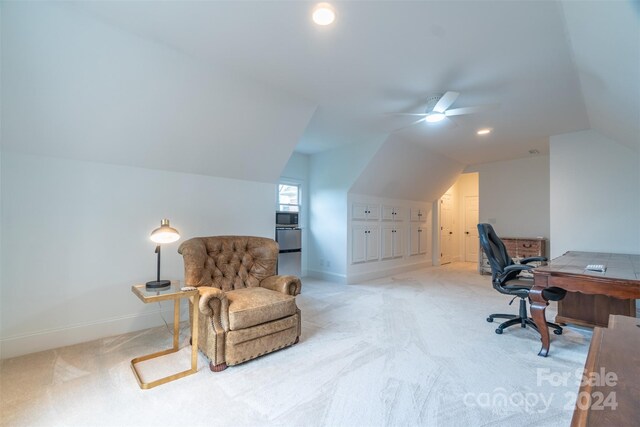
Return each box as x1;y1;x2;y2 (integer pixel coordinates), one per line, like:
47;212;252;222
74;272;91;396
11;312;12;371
276;228;301;276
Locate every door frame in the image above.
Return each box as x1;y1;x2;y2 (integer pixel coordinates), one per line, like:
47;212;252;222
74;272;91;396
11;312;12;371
463;195;479;263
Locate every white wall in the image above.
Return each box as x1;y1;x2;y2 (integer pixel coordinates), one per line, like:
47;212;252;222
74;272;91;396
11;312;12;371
0;152;276;358
465;156;550;254
0;2;313;358
280;152;310;276
550;130;640;257
308;140;384;282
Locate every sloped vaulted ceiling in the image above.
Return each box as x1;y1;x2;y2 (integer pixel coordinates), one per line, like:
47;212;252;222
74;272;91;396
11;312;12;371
1;2;316;183
350;134;465;202
3;1;637;186
560;0;640;151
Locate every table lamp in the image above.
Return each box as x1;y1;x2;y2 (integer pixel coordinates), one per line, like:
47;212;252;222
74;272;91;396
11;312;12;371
146;219;180;290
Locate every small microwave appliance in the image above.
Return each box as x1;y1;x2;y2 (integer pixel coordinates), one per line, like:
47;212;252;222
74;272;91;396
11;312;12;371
276;211;299;228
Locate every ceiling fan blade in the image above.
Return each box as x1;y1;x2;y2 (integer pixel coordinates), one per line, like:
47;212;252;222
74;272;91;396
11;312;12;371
432;91;460;113
391;117;426;133
444;104;499;117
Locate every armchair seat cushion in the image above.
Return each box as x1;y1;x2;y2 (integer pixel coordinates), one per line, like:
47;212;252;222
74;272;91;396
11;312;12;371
227;287;297;330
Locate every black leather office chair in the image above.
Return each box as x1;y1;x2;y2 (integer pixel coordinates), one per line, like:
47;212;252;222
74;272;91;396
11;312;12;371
477;223;565;335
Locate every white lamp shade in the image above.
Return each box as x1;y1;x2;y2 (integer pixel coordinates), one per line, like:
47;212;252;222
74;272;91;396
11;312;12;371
150;219;180;244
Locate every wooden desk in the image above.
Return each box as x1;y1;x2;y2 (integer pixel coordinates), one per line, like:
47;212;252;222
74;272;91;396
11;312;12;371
571;315;640;426
531;251;640;357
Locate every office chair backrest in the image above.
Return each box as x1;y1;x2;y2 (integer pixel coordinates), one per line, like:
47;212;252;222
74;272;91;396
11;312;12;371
477;223;516;281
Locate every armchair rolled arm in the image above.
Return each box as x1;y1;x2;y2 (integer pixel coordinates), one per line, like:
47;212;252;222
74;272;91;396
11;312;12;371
260;275;302;296
197;286;230;332
520;256;547;265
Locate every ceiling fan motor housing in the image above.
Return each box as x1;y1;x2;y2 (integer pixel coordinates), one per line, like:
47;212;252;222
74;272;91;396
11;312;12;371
425;93;445;112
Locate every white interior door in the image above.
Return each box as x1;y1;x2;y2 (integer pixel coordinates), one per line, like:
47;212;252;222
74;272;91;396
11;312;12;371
440;192;454;264
464;195;479;262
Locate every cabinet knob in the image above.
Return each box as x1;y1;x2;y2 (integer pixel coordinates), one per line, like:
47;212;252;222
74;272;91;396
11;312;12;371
465;231;469;234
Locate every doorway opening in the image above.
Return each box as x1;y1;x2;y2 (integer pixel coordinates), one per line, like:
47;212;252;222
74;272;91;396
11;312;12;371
438;172;479;266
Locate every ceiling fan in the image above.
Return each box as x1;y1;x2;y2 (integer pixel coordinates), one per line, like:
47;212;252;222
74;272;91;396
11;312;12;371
390;91;497;131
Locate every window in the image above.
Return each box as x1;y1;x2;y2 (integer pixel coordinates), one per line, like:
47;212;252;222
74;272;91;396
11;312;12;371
278;183;300;212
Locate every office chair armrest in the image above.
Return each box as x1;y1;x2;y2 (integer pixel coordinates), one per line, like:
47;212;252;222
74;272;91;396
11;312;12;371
519;256;547;265
503;264;533;273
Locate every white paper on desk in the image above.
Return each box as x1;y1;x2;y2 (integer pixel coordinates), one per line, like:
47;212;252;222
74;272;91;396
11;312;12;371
585;264;606;272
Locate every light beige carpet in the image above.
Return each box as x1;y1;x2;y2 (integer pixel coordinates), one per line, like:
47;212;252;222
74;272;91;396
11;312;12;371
0;263;592;426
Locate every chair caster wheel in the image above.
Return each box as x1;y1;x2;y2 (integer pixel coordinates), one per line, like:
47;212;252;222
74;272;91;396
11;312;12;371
495;329;503;334
553;329;563;335
486;317;493;323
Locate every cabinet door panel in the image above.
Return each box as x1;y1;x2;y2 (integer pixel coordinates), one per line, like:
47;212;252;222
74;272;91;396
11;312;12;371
418;227;428;254
393;207;404;222
352;203;367;221
409;224;420;256
367;205;380;221
366;226;379;261
382;206;395;221
381;226;394;259
352;225;366;263
394;227;404;258
410;208;427;222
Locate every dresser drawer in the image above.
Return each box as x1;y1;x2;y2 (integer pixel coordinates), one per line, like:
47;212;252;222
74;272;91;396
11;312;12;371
518;239;540;249
519;248;542;257
503;240;518;254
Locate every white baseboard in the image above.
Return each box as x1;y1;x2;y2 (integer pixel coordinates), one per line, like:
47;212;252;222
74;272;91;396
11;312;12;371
347;260;433;284
307;269;347;284
0;306;182;359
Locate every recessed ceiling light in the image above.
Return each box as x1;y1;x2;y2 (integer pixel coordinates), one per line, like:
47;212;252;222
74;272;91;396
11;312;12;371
312;3;336;26
477;128;491;135
425;112;446;123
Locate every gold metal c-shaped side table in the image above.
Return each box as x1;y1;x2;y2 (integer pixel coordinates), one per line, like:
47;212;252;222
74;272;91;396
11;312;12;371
131;283;199;389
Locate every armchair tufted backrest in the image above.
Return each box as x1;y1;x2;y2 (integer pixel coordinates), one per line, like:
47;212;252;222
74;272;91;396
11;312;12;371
178;236;279;291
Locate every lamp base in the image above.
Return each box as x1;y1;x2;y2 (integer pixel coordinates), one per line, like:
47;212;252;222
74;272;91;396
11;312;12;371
145;280;171;290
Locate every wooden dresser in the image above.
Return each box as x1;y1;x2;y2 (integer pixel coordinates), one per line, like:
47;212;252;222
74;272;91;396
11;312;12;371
479;237;547;275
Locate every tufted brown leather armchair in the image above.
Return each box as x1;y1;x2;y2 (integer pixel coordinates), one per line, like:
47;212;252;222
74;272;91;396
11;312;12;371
178;236;301;371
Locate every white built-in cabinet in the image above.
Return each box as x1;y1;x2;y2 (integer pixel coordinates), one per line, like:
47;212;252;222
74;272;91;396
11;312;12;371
381;205;404;221
381;224;404;259
410;207;428;222
409;223;429;256
351;224;379;263
352;203;380;221
351;200;431;265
